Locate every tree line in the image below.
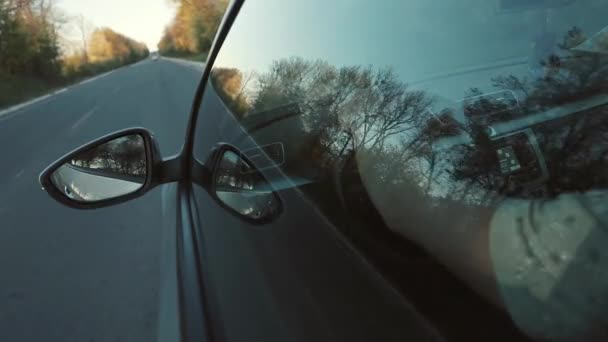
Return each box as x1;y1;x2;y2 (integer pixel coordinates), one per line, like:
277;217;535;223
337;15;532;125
0;0;148;107
157;0;228;57
71;134;147;179
63;27;149;77
0;0;62;78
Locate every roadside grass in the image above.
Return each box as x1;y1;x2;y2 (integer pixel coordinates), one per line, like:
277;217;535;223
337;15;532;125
0;75;65;110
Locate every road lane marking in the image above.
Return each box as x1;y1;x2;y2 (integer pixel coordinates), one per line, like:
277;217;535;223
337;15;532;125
0;86;65;120
1;59;163;120
13;170;24;180
71;106;99;131
129;61;146;68
0;93;53;119
0;69;113;120
161;57;205;72
78;70;116;86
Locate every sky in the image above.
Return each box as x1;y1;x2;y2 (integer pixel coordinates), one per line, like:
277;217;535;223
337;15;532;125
58;0;176;51
215;0;608;101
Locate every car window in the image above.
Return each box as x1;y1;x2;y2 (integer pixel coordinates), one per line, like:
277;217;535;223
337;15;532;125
197;0;608;340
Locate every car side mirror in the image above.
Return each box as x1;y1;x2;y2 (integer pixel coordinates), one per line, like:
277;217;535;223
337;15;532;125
40;128;160;209
210;144;282;223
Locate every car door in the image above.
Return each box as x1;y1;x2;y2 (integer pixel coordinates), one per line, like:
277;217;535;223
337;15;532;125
186;0;531;340
186;1;443;342
189;0;607;341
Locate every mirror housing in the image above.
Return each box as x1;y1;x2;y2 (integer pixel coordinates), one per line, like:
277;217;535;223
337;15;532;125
40;128;161;209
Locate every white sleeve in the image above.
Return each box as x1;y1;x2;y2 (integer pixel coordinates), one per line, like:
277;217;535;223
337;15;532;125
490;191;608;341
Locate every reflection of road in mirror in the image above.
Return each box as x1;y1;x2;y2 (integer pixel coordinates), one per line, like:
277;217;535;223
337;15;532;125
216;190;277;219
52;163;143;202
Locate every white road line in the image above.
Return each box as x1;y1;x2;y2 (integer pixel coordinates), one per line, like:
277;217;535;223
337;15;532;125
0;93;52;119
13;170;24;180
0;86;66;119
1;59;157;120
161;57;205;72
0;69;116;119
78;70;116;86
71;106;99;130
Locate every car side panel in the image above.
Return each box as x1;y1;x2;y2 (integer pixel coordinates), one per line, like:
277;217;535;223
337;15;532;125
190;86;441;342
157;183;182;342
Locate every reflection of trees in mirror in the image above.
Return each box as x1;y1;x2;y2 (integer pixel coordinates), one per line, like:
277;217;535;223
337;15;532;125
215;152;257;191
69;134;146;181
214;151;280;219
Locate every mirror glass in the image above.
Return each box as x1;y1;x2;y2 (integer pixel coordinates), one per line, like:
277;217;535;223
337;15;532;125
50;134;147;202
214;150;281;221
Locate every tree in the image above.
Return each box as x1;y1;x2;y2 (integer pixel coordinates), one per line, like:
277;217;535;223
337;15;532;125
209;57;436;183
1;0;149;108
74;14;93;63
437;28;608;201
0;0;62;78
158;0;228;56
88;27;148;64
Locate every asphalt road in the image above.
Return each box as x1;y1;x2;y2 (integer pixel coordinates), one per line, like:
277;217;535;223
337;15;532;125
0;58;203;342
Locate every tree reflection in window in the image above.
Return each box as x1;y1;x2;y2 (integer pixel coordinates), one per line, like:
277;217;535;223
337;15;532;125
216;38;601;200
208;27;608;339
208;26;608;223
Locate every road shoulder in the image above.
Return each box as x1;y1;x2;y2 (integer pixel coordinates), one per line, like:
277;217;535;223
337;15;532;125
161;57;205;72
0;60;148;120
